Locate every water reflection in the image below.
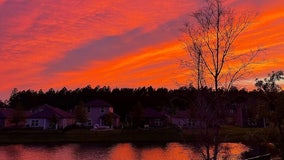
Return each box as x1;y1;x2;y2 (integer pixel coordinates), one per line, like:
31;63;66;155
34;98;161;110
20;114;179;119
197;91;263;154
108;143;138;160
0;143;249;160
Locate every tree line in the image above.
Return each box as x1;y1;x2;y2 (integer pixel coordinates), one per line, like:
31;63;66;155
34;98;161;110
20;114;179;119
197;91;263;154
0;84;282;122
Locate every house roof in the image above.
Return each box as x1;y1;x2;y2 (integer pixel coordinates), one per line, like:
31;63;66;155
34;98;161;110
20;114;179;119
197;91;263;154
28;104;74;119
100;112;120;118
85;99;112;108
141;108;165;118
0;108;14;118
171;110;191;119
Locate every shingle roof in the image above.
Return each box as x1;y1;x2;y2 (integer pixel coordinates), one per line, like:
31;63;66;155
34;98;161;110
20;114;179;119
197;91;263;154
100;112;120;118
28;104;74;119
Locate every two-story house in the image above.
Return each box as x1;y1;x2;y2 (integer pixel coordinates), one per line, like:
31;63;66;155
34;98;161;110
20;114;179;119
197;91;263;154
84;100;120;128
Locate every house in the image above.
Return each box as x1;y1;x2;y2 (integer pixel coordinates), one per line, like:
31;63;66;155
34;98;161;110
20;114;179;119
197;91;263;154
170;110;195;128
0;108;27;128
240;106;267;128
0;108;14;128
128;108;169;128
224;104;267;127
224;104;244;126
84;100;120;128
26;104;74;130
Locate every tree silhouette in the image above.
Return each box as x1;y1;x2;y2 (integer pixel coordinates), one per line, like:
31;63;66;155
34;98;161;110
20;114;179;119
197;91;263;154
73;102;88;125
255;71;284;158
10;104;26;127
182;0;262;90
181;0;262;159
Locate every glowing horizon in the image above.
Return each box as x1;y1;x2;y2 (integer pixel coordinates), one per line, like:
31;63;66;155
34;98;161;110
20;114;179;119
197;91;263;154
0;0;283;100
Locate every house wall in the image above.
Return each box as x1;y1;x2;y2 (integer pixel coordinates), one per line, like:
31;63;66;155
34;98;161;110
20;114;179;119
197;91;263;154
58;118;74;128
114;118;120;128
26;119;48;129
171;118;203;128
0;119;4;128
0;119;14;128
26;118;74;130
171;118;189;128
86;106;113;127
142;118;167;128
6;119;14;128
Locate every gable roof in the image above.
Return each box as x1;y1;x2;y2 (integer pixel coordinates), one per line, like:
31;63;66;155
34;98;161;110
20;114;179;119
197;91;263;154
28;104;74;119
0;108;14;119
100;112;120;119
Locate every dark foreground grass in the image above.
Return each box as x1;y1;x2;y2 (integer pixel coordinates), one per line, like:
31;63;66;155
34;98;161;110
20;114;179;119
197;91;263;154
0;127;184;144
0;126;278;145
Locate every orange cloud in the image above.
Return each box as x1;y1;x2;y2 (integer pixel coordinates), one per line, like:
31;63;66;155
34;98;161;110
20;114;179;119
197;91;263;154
44;41;183;89
0;0;283;99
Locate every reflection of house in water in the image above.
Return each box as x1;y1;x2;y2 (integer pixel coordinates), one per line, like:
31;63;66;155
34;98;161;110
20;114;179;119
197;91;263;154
84;100;120;128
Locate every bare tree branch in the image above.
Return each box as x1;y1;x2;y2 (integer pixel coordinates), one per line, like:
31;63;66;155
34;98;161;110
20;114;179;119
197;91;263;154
182;0;260;90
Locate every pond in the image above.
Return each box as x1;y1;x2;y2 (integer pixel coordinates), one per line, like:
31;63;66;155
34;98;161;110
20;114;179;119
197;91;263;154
0;142;249;160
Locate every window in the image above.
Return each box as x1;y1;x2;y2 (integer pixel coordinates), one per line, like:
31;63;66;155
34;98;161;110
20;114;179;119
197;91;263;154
87;120;92;126
248;118;257;126
87;107;91;112
188;119;195;127
154;119;161;126
101;107;105;113
31;119;39;127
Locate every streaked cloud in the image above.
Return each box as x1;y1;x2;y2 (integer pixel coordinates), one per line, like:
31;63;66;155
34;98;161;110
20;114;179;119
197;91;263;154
0;0;283;99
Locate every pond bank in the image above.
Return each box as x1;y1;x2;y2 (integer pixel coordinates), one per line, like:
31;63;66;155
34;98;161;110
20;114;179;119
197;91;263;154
0;126;280;158
0;126;278;145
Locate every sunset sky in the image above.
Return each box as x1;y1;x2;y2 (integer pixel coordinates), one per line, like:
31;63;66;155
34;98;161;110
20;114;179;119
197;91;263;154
0;0;283;100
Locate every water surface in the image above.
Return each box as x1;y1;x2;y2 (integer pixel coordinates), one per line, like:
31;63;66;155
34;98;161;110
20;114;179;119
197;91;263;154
0;143;249;160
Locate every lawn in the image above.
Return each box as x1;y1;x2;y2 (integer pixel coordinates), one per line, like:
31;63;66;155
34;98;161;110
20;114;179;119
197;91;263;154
0;126;279;145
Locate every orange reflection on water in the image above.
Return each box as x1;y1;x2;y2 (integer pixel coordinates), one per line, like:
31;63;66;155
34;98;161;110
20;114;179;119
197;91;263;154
165;143;196;160
141;147;166;160
108;143;138;160
0;142;250;160
221;143;250;155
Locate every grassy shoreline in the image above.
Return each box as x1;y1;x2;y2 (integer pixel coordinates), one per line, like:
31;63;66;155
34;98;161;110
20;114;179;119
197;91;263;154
0;126;278;145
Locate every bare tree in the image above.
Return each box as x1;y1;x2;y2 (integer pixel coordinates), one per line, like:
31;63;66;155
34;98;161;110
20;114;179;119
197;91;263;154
181;0;262;159
182;0;262;90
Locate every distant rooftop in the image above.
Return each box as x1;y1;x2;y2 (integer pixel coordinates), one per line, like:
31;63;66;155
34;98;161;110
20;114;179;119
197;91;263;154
28;104;73;119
